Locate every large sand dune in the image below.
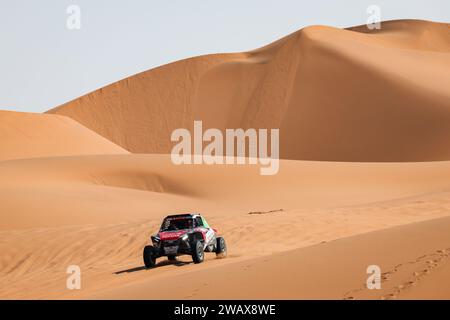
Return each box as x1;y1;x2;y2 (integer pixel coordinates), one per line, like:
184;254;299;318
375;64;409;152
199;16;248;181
48;20;450;161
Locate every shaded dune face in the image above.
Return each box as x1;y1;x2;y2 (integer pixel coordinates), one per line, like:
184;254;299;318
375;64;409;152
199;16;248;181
47;20;450;162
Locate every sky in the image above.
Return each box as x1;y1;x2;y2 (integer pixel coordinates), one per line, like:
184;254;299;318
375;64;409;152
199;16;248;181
0;0;449;113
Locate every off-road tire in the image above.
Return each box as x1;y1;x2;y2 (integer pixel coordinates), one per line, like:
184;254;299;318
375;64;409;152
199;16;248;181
143;245;156;268
215;237;227;259
191;240;204;264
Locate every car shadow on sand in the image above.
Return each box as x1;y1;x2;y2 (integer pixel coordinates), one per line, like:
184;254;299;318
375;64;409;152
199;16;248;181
114;260;191;274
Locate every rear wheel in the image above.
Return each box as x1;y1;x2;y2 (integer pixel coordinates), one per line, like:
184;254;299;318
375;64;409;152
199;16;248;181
143;245;156;268
215;237;227;259
191;240;204;264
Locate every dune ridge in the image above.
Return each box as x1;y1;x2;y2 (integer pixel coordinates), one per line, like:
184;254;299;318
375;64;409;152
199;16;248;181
48;20;450;161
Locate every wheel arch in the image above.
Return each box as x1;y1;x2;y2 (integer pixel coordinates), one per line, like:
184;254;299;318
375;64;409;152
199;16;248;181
188;231;205;243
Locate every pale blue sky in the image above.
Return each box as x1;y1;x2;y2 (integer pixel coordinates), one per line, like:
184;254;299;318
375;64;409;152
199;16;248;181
0;0;448;113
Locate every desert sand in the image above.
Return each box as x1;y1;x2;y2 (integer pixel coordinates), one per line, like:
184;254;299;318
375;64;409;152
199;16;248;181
1;19;450;299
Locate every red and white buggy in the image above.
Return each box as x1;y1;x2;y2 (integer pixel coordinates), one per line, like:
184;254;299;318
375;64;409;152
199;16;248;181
143;213;227;268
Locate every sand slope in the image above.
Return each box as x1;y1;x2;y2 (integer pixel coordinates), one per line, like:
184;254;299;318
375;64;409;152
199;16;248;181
1;155;450;299
2;154;450;230
0;111;127;161
93;216;450;300
48;20;450;161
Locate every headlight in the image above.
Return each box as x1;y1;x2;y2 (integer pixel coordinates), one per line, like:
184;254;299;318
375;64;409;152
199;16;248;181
151;235;160;243
181;234;188;242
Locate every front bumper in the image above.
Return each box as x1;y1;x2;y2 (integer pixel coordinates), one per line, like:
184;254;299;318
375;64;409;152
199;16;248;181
154;238;191;257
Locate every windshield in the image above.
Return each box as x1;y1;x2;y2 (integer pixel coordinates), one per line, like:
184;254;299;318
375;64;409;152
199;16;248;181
160;217;193;231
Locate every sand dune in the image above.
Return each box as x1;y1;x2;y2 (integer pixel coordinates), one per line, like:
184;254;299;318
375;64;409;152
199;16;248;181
0;111;127;161
48;20;450;161
1;20;450;299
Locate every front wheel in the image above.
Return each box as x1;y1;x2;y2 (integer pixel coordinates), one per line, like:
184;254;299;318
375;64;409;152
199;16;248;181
191;240;204;264
143;245;156;268
215;237;227;259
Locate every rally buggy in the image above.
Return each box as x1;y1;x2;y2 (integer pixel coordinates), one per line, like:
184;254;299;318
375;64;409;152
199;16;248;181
143;213;227;268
